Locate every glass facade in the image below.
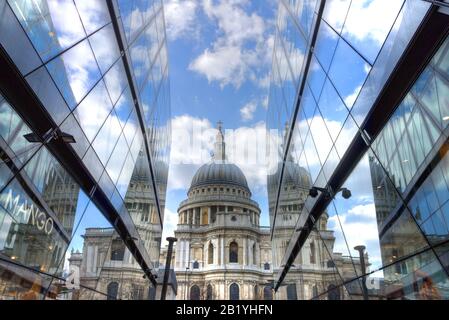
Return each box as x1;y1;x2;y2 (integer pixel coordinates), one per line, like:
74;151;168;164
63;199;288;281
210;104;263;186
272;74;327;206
0;0;170;299
267;0;449;299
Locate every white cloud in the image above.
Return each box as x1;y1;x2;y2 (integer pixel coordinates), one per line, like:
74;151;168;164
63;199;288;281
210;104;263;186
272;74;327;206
344;85;362;109
161;208;178;245
164;0;198;40
189;0;274;89
328;202;382;270
240;101;257;121
342;0;404;45
262;95;269;109
167;116;274;195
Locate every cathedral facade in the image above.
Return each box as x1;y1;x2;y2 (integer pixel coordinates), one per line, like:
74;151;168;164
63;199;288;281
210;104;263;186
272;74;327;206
166;123;368;300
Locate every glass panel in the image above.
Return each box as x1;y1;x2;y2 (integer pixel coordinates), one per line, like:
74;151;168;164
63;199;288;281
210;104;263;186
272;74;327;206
46;39;101;109
8;0;86;62
105;134;128;184
59;114;90;159
341;0;404;64
318;78;349;142
328;39;371;110
26;66;71;126
322;0;351;35
314;21;339;73
104;60;128;107
0;178;69;276
88;24;121;75
74;0;111;35
92;110;122;166
73;80;113;142
0;96;41;165
0;2;41;75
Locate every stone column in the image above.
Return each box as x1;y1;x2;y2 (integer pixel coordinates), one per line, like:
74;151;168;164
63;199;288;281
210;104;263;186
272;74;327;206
221;237;224;266
243;237;247;266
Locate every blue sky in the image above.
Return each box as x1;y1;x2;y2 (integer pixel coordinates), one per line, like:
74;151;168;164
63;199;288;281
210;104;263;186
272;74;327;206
162;0;278;240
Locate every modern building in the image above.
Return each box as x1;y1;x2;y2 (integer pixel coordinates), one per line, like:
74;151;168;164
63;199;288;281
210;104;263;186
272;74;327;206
162;123;370;300
267;0;449;300
0;0;171;300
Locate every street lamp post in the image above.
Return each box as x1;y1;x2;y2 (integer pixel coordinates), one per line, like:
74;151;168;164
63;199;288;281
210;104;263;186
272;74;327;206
354;245;369;300
161;237;177;300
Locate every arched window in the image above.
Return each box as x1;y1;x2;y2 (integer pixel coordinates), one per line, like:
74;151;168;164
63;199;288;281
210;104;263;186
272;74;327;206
206;284;213;300
229;283;239;300
229;241;238;263
107;282;119;300
327;284;341;300
208;242;214;264
263;286;272;300
192;260;199;269
190;285;200;300
287;284;297;300
264;262;270;270
310;241;316;264
254;285;259;299
252;243;256;265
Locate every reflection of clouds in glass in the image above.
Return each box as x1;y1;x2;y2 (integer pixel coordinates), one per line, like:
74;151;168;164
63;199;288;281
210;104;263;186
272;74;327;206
45;0;85;48
92;112;122;166
47;39;101;108
105;134;128;183
88;24;121;74
116;154;135;199
74;0;110;35
343;0;403;45
74;81;112;142
328;202;382;270
10;0;86;60
104;61;128;106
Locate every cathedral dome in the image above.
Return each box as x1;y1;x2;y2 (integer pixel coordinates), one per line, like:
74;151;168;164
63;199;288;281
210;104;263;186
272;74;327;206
188;122;250;193
190;161;249;192
268;161;312;190
282;161;312;188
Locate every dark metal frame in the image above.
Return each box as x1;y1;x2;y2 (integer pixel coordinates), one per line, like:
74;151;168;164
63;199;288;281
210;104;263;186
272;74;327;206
0;32;157;287
274;4;449;291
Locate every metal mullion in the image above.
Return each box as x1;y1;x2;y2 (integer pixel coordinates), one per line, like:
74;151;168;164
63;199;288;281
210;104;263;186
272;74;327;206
106;0;164;232
270;0;327;242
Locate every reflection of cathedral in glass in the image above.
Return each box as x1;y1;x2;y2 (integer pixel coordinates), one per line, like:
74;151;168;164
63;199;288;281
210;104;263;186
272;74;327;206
267;125;369;300
70;147;162;300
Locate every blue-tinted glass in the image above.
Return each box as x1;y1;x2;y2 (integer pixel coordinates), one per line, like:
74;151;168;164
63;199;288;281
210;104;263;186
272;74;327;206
46;39;101;109
0;2;41;75
26;66;70;125
0;97;40;164
74;0;111;35
89;24;121;75
106;134;128;184
8;0;86;62
322;0;351;34
92;110;122;166
318;78;348;141
73;80;113;142
328;40;371;109
307;56;326;100
314;22;339;72
104;60;128;106
341;0;404;64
